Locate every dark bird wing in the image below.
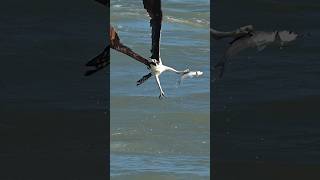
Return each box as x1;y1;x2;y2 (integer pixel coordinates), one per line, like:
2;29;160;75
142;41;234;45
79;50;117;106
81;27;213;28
85;27;151;76
85;46;109;76
110;27;151;66
85;0;109;76
143;0;162;63
86;0;152;76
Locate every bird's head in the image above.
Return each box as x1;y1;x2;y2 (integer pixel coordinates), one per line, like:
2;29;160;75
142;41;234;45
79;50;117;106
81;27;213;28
149;59;158;66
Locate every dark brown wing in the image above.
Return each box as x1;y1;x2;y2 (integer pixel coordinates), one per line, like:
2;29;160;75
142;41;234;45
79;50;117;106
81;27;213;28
110;26;150;67
94;0;108;6
85;27;151;76
84;0;109;76
85;46;109;76
143;0;162;62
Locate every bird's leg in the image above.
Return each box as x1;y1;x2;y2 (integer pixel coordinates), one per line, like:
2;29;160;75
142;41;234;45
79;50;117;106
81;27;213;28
155;75;165;99
136;73;152;86
163;65;190;75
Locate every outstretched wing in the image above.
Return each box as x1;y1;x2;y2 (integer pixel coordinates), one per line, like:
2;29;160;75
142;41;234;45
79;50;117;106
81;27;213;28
85;27;151;76
110;27;150;66
86;0;151;76
143;0;162;63
85;0;109;76
85;46;109;76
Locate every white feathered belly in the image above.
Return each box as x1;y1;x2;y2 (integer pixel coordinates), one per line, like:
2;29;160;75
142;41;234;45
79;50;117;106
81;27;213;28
150;64;166;76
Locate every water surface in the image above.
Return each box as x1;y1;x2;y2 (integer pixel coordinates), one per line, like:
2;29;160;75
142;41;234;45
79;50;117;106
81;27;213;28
111;0;210;179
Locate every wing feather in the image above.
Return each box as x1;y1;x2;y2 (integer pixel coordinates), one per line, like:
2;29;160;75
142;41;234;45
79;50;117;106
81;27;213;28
143;0;162;62
85;46;109;76
110;27;150;66
85;27;151;76
86;1;153;76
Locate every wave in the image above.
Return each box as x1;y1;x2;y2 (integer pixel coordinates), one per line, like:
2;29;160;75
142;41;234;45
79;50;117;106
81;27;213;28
111;154;209;178
111;0;209;29
165;16;209;28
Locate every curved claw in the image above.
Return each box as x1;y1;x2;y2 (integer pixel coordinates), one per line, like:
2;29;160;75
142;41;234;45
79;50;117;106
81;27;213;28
158;92;166;100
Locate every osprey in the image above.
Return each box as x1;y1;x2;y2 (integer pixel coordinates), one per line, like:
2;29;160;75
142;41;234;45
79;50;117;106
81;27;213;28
86;0;203;99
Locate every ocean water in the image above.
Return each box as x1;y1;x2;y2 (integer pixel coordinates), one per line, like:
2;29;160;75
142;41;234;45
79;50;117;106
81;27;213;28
212;0;320;165
110;0;210;179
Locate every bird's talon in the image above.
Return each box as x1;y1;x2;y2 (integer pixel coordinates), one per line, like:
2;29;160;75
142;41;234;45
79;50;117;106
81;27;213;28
159;92;166;99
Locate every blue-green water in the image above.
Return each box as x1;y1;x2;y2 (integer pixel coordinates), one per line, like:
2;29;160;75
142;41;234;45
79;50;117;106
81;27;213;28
110;0;210;179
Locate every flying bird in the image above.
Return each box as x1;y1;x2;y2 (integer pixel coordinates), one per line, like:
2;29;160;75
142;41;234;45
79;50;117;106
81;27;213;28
86;0;203;99
212;25;298;81
139;0;200;99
